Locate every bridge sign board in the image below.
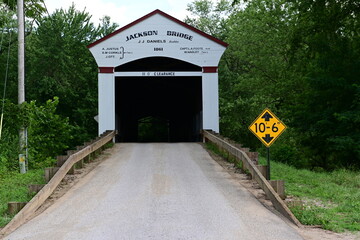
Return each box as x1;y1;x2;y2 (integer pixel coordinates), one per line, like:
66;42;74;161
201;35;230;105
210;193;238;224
249;108;287;147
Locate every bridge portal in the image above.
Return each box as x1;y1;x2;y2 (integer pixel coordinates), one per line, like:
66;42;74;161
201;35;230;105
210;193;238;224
88;9;227;142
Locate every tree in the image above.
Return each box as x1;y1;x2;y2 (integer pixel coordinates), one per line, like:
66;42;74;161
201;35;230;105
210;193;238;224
184;0;234;40
285;0;360;169
25;5;118;144
218;0;303;150
203;0;360;169
0;0;46;35
98;15;119;38
0;98;74;170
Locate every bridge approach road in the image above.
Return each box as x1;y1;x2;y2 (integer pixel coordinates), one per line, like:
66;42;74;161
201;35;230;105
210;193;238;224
5;143;303;240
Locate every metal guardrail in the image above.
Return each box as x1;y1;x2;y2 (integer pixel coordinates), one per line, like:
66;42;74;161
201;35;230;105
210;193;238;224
0;130;116;238
203;130;301;226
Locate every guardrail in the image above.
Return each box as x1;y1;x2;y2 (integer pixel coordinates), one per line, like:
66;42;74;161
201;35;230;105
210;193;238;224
203;130;301;226
0;130;116;238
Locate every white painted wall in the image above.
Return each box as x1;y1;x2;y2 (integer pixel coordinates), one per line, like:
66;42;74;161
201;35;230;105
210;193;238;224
98;73;115;134
202;72;219;132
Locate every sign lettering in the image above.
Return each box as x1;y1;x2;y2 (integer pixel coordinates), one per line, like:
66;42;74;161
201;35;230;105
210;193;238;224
126;30;158;41
249;108;287;147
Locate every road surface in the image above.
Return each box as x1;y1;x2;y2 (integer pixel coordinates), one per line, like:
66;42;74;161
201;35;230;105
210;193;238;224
5;143;303;240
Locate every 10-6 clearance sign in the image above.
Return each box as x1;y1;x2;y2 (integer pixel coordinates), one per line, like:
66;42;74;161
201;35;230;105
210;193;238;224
249;108;287;147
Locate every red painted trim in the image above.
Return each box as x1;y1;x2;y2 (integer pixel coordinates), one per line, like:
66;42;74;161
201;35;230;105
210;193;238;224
99;67;114;73
203;67;218;73
87;9;228;49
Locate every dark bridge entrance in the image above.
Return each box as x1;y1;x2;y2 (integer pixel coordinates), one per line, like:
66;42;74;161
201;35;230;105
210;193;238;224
115;76;202;142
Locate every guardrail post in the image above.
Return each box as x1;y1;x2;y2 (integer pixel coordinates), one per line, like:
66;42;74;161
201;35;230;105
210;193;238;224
56;155;68;167
66;150;77;173
7;202;28;215
67;165;75;175
269;180;286;200
45;167;60;183
83;142;92;162
246;152;259;165
75;159;84;169
28;184;45;195
75;147;85;168
256;165;269;180
84;154;91;163
67;150;76;157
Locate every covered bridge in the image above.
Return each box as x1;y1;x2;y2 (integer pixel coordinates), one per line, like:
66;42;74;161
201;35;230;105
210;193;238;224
88;9;227;142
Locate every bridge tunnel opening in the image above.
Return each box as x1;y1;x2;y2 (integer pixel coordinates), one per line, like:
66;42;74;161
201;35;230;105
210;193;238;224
115;57;203;142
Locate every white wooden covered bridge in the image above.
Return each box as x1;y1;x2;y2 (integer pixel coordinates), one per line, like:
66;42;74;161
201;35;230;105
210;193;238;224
88;9;227;142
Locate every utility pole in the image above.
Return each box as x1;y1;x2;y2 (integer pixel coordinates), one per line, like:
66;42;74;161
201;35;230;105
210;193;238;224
18;0;27;173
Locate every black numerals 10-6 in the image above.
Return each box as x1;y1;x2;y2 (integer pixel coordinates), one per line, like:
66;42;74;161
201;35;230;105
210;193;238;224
254;123;279;133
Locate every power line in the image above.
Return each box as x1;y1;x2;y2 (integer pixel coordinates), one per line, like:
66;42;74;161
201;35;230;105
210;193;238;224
0;2;15;140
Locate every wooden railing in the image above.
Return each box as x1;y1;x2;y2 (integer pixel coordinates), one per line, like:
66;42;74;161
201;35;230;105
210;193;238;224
0;130;116;238
203;130;301;226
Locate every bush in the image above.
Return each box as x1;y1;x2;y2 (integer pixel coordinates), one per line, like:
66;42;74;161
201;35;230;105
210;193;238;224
0;97;75;171
25;97;74;168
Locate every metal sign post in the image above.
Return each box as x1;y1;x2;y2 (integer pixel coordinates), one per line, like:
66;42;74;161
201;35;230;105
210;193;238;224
249;108;287;180
266;147;270;180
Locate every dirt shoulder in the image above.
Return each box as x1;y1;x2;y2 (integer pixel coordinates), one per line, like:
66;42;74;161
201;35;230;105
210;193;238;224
0;147;115;238
32;148;115;218
202;143;360;240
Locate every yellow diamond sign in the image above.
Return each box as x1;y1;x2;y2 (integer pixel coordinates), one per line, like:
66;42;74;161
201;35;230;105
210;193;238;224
249;108;287;147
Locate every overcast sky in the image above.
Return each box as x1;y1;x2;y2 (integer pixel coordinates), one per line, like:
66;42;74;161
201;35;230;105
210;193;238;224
44;0;198;27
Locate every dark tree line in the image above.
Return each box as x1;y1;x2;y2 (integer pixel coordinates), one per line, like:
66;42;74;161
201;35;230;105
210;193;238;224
186;0;360;170
0;2;118;170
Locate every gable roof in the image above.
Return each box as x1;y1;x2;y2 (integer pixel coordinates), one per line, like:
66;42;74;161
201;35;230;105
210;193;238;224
87;9;228;49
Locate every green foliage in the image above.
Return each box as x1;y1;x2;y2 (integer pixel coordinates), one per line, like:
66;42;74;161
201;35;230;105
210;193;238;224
1;0;46;20
24;5;118;144
0;129;19;170
97;15;120;38
0;98;74;171
270;160;360;231
0;4;119;172
218;0;300;148
186;0;360;170
138;116;169;142
285;0;360;169
185;0;234;40
205;142;227;159
0;169;45;227
25;97;74;168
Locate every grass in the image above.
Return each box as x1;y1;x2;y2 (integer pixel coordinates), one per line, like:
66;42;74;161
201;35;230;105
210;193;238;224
0;169;45;227
0;143;115;228
206;142;360;232
264;158;360;232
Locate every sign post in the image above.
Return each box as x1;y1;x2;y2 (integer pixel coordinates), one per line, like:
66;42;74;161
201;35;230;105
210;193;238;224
249;108;287;180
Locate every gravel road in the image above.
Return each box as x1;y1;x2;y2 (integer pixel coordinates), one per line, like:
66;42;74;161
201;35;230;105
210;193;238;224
5;143;303;240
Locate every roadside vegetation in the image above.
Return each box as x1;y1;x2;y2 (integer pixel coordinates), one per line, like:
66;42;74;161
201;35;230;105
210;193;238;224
207;142;360;232
266;158;360;232
190;0;359;233
0;170;45;227
0;2;119;228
